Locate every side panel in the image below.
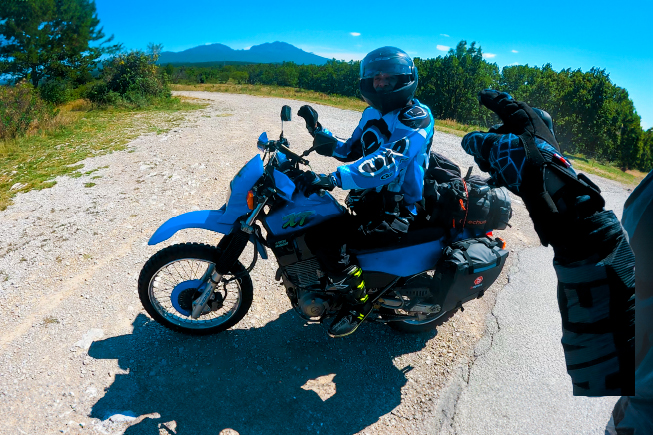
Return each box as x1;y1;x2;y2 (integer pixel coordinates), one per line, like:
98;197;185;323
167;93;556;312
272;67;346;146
264;191;346;238
357;241;444;277
357;228;482;277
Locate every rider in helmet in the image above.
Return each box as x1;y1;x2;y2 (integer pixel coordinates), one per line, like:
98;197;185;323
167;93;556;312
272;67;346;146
295;47;435;338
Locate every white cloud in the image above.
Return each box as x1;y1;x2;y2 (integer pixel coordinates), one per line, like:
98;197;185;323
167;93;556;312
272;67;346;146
244;46;251;50
350;32;361;37
440;34;450;37
511;50;519;53
436;45;450;51
483;53;497;59
509;62;520;66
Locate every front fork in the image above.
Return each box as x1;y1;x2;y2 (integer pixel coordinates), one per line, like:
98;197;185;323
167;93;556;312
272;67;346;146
190;197;268;319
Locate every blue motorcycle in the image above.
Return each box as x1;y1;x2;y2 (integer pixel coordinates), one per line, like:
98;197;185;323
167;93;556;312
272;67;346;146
138;106;508;335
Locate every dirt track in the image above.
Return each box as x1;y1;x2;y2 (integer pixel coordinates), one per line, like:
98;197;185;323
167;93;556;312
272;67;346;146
0;92;540;434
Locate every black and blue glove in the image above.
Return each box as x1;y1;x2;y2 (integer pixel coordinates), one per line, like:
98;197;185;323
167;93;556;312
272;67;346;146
295;171;338;197
297;105;322;137
463;90;635;397
464;90;605;250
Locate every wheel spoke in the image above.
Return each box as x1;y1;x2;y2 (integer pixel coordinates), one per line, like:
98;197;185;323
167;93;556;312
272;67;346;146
147;255;243;330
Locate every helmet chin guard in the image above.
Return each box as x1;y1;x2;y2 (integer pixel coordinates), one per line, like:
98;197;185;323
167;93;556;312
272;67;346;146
359;47;418;114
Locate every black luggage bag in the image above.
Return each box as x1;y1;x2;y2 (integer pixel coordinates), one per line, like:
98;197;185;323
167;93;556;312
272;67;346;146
434;237;509;313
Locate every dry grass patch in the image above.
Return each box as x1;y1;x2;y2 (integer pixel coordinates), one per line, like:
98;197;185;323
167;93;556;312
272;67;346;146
565;154;647;187
172;83;368;112
0;98;205;211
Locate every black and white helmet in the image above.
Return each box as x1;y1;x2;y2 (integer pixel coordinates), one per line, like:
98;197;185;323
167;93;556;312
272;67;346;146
359;46;418;114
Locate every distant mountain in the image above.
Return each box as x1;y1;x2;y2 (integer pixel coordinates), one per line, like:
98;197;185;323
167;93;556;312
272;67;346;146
157;42;329;65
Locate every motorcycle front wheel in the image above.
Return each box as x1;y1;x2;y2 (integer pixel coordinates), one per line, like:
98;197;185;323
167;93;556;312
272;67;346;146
138;242;253;335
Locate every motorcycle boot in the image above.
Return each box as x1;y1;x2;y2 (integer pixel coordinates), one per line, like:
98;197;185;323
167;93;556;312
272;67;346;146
327;265;373;338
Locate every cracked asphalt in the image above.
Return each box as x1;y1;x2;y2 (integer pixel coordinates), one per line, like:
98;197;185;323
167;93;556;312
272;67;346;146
432;175;630;435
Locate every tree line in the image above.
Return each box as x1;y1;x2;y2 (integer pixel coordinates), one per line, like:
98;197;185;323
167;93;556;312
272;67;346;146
166;41;652;171
2;0;650;171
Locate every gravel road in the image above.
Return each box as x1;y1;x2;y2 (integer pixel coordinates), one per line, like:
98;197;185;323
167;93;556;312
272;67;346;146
0;91;542;434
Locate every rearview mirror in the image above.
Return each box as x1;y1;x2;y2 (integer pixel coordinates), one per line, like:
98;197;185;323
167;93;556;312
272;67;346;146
280;105;292;122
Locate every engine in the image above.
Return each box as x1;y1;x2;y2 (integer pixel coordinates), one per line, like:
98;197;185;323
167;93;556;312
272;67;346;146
298;292;331;318
281;257;334;319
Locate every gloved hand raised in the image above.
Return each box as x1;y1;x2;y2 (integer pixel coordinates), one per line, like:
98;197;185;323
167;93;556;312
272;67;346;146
478;89;559;150
463;90;605;252
295;171;337;197
467;91;635;398
297;105;322;137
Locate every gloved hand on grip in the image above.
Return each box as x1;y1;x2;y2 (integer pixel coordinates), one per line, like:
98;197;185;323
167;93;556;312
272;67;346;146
295;171;338;197
297;105;322;137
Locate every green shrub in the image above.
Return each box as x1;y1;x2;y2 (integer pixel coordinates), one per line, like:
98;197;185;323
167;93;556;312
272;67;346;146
89;51;171;107
87;82;121;105
39;79;73;105
0;81;57;140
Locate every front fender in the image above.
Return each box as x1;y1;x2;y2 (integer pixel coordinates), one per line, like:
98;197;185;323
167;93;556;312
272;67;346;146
148;209;268;260
148;209;234;246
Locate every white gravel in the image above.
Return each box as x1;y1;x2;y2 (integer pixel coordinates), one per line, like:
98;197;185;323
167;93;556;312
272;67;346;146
0;91;538;435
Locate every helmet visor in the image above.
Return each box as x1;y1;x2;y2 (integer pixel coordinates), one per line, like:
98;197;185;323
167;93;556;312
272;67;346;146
361;59;413;79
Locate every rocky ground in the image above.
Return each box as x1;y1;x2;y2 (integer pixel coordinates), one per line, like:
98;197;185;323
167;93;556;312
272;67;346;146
0;92;540;434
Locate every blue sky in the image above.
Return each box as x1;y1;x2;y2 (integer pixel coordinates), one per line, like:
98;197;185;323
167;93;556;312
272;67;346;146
96;0;653;129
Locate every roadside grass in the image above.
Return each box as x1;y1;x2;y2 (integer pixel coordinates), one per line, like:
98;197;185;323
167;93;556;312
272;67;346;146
433;119;484;137
565;153;648;186
0;97;205;211
171;83;484;139
172;83;369;112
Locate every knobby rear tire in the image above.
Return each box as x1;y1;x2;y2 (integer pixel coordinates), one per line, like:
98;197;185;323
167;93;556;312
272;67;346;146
138;242;253;336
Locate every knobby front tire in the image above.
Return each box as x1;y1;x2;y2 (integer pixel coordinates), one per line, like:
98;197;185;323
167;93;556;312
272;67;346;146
138;243;253;335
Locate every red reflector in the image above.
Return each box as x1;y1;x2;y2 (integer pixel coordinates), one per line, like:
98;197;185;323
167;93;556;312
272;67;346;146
486;231;493;237
554;153;571;168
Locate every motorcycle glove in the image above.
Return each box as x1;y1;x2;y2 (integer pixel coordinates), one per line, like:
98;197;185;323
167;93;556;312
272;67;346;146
295;171;338;197
463;90;635;396
297;105;322;137
478;89;560;151
465;90;605;249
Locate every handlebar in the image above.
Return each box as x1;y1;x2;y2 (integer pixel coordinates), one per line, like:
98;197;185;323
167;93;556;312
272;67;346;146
263;138;309;165
277;143;309;165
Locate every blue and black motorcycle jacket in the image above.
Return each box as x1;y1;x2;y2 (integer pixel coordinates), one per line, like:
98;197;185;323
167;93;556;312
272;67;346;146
321;99;434;215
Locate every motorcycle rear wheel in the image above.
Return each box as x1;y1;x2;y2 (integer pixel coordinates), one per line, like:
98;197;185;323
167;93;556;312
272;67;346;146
138;242;253;335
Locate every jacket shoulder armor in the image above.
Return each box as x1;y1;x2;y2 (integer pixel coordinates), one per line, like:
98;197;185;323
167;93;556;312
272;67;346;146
398;105;430;129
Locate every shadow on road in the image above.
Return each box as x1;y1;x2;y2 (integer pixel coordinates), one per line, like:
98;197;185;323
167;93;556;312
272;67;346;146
89;311;433;434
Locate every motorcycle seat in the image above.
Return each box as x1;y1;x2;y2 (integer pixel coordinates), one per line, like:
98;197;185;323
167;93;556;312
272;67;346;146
350;226;449;254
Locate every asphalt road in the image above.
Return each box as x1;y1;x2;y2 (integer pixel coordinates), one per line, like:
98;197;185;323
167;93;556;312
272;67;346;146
441;175;631;435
